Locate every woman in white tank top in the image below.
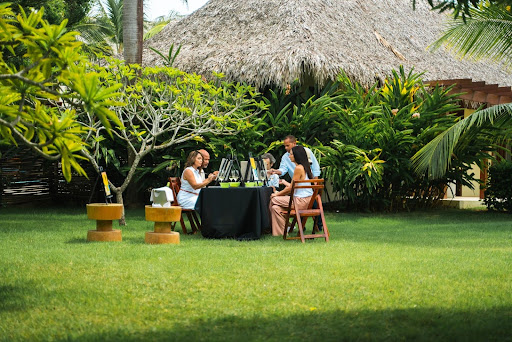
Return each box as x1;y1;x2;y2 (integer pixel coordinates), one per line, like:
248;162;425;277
177;151;216;209
269;145;314;236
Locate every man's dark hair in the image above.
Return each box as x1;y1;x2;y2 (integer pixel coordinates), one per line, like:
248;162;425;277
284;135;297;143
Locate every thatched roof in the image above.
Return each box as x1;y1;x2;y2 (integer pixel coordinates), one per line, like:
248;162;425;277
143;0;512;89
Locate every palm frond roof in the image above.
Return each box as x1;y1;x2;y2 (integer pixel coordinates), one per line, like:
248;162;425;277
143;0;512;90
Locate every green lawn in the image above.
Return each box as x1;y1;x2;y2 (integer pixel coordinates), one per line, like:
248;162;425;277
0;207;511;341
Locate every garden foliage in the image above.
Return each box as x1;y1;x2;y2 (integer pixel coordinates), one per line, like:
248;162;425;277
84;58;265;205
483;160;512;211
319;68;492;211
0;5;122;181
152;67;497;211
201;68;489;211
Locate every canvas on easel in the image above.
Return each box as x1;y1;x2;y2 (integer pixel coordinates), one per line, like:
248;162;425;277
255;156;269;185
101;171;113;203
240;161;250;181
249;155;259;181
217;158;232;183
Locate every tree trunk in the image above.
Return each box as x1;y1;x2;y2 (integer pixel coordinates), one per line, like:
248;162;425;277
115;190;126;226
124;149;139;207
120;0;143;224
123;0;143;65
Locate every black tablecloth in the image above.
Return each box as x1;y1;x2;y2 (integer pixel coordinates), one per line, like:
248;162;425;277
194;186;273;240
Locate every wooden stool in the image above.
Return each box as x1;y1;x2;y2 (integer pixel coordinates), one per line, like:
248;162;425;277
86;203;123;241
145;205;182;244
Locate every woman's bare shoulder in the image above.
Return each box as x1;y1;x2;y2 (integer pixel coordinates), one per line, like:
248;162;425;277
293;164;305;179
295;164;305;171
183;167;194;177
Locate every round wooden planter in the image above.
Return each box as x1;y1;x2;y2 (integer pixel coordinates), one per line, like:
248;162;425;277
145;205;182;244
86;203;123;242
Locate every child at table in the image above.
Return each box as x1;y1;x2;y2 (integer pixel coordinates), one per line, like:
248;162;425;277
261;153;279;188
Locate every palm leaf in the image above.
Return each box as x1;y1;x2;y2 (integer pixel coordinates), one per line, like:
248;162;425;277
144;20;169;40
431;4;512;67
411;103;512;179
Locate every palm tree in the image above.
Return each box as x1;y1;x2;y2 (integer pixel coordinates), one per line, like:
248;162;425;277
144;11;183;40
430;3;512;68
414;0;511;21
122;0;142;63
76;0;123;55
76;0;186;58
123;0;188;64
411;3;512;178
411;104;512;178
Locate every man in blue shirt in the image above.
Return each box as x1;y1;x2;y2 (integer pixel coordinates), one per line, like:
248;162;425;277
269;135;321;178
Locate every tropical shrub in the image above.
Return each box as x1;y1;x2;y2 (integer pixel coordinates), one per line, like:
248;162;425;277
483;160;512;211
200;81;340;169
320;67;486;211
198;67;489;211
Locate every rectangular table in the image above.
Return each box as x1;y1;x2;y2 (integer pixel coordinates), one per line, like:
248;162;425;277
194;186;273;240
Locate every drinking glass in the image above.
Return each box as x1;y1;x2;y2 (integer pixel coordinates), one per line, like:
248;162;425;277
231;170;238;182
259;169;266;181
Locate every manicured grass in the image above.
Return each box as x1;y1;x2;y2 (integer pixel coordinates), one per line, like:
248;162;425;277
0;207;511;341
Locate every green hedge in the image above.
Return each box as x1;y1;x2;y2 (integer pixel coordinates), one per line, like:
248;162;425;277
484;161;512;212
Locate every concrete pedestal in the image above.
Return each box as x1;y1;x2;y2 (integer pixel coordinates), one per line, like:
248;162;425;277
86;203;123;241
145;205;182;244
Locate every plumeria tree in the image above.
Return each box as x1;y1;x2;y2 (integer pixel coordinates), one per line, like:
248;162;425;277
0;5;122;181
81;58;266;216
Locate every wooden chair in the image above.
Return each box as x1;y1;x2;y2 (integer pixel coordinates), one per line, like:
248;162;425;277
168;177;201;234
282;179;330;243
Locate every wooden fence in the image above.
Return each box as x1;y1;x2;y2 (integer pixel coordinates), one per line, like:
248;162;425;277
0;148;104;206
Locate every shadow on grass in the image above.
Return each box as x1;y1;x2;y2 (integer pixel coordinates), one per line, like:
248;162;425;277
66;238;89;244
122;236;147;245
62;306;511;341
0;285;32;312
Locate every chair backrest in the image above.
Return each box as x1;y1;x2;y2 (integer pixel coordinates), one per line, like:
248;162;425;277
168;177;181;206
283;178;329;242
287;179;324;210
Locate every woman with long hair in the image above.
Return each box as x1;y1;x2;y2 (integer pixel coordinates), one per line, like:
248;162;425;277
269;145;314;236
177;150;215;209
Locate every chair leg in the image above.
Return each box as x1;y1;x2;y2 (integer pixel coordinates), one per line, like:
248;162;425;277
321;213;329;242
301;216;308;233
185;212;197;233
317;201;329;242
179;215;188;234
289;217;297;233
296;213;306;243
284;217;297;240
191;211;201;231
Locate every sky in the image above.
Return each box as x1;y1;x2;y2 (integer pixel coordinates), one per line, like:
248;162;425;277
145;0;209;20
